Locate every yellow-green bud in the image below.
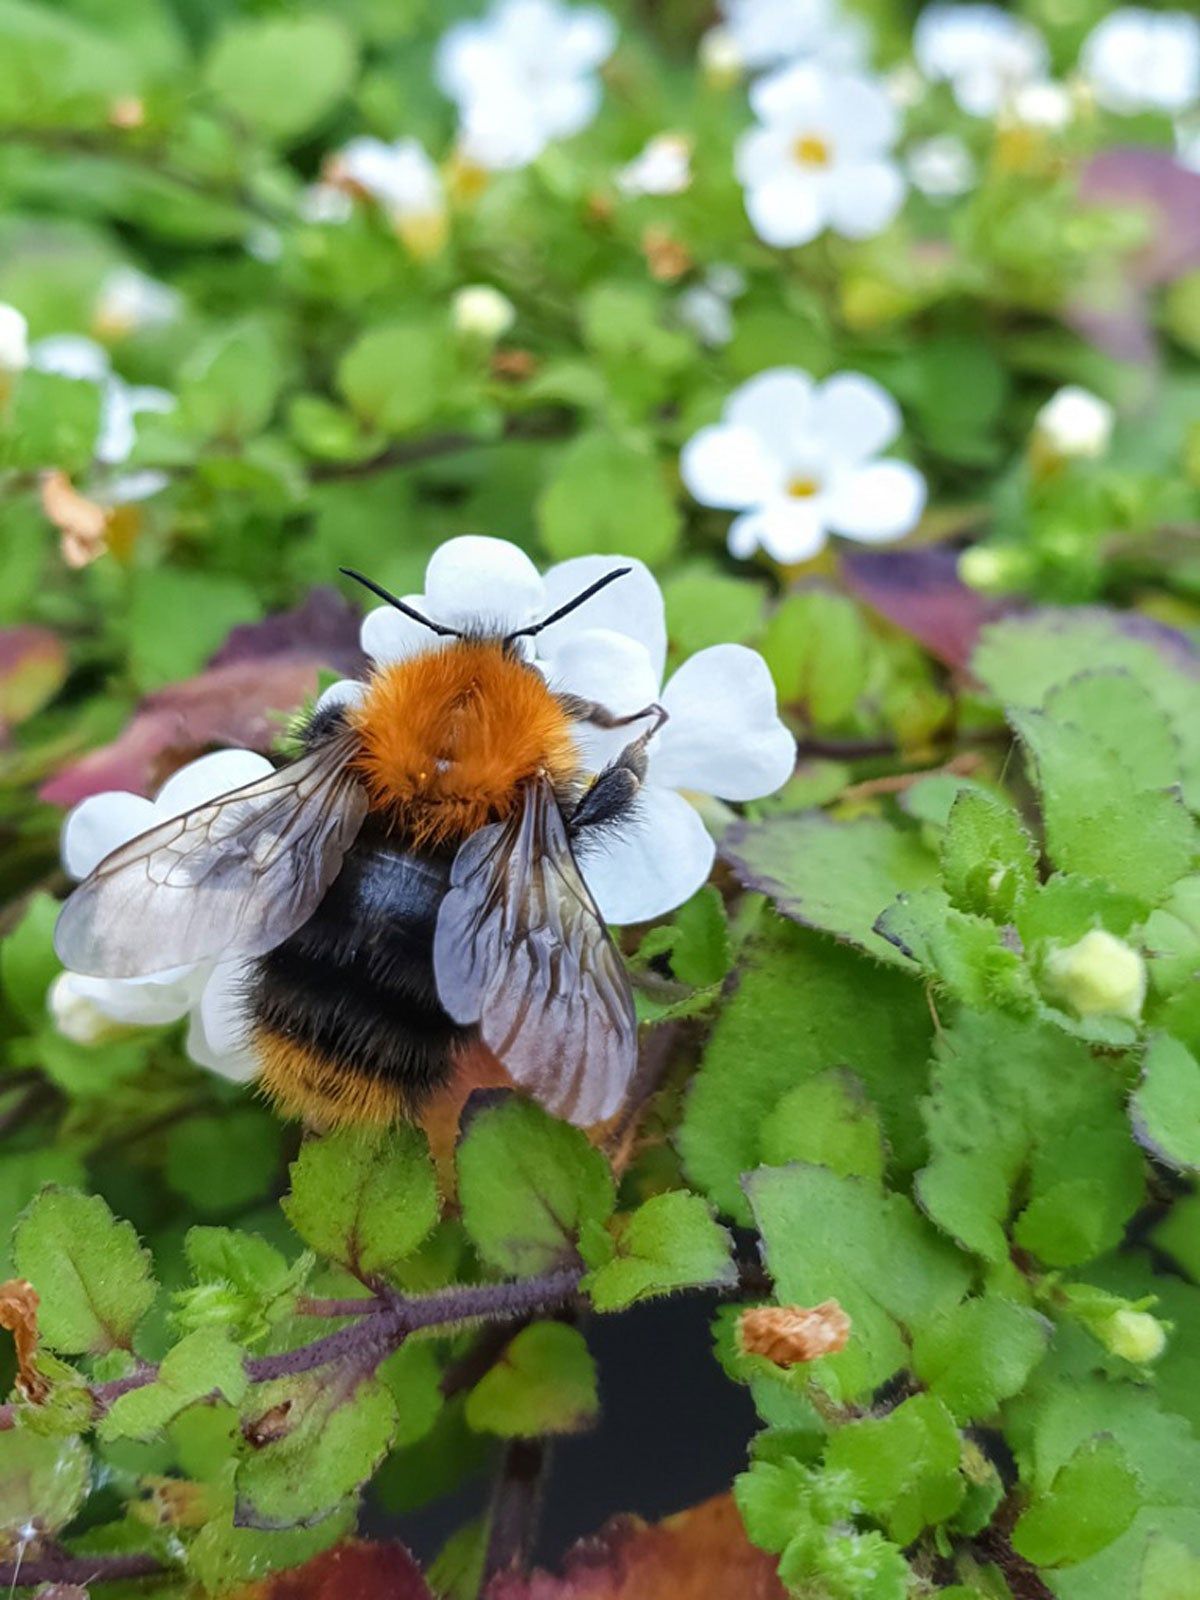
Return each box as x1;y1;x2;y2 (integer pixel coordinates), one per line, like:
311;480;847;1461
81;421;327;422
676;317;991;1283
1098;1308;1167;1364
1042;929;1146;1022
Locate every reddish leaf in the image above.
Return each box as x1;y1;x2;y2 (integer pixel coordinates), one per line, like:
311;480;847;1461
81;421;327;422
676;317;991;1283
210;587;365;676
486;1494;786;1600
0;626;68;734
233;1540;432;1600
841;547;1004;670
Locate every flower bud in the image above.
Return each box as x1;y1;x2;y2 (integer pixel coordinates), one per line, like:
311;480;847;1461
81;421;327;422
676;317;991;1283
452;285;516;342
47;972;122;1045
1097;1308;1168;1365
1033;385;1115;461
0;302;29;374
699;25;743;87
958;544;1029;593
738;1300;851;1366
1042;929;1147;1022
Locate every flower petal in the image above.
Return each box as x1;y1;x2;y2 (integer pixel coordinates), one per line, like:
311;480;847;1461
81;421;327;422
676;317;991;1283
361;600;444;665
727;497;827;564
315;678;369;716
187;959;259;1082
680;423;783;510
539;555;667;681
813;372;901;464
725;369;816;447
579;785;716;924
821;73;899;155
823;459;927;542
546;627;662;771
745;171;828;248
652;644;795;800
154;750;275;816
69;970;200;1026
825;159;906;238
424;535;545;631
62;791;158;879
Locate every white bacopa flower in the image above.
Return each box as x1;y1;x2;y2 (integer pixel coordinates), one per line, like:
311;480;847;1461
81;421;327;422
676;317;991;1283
906;134;976;199
681;368;926;563
616;134;693;197
55;751;266;1080
736;61;906;248
28;333;175;471
1080;8;1200;116
0;302;29;373
325;137;447;254
436;0;616;171
914;4;1049;117
93;267;182;340
720;0;868;72
452;284;517;341
676;264;747;348
320;536;795;925
699;25;744;86
1034;385;1115;461
1009;80;1074;130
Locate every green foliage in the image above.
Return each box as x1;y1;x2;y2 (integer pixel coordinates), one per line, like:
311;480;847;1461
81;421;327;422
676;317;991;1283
582;1190;735;1310
464;1322;598;1437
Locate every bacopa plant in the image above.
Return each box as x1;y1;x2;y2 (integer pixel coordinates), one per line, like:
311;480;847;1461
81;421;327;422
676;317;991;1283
0;0;1199;1596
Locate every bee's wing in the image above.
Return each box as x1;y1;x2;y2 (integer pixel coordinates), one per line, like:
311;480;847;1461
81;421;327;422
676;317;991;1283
55;730;368;979
433;776;637;1126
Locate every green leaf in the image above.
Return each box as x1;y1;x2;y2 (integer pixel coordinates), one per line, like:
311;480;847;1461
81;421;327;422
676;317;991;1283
0;370;100;472
0;0;139;127
377;1339;445;1451
165;1109;283;1216
668;886;732;988
237;1371;398;1526
465;1322;597;1437
205;14;357;141
0;1428;89;1541
99;1327;246;1442
283;1126;438;1284
760;591;871;725
188;1503;354;1593
1013;1437;1141;1567
456;1097;615;1276
877;886;1037;1012
127;566;261;693
1132;1034;1200;1174
746;1163;969;1402
13;1187;155;1355
583;1191;735;1311
338;320;454;435
0;890;60;1027
911;1297;1050;1421
1139;1537;1200;1599
179;322;285;440
758;1067;886;1184
179;1227;310;1343
825;1393;965;1544
679;920;932;1223
721;813;939;968
662;566;766;656
537;431;680;564
917;1009;1143;1267
940;788;1038;920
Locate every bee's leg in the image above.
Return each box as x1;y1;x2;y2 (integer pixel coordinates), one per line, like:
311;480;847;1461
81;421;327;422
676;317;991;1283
557;695;668;737
567;705;669;837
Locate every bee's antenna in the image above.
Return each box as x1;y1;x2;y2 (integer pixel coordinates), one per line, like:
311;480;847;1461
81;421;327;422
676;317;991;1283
339;568;464;638
506;566;631;642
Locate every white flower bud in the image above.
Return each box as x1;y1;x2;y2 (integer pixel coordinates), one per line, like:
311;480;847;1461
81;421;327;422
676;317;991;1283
452;285;516;342
1042;928;1147;1021
699;25;743;85
1097;1308;1168;1364
1011;80;1073;129
47;972;122;1045
1034;386;1115;461
0;302;29;373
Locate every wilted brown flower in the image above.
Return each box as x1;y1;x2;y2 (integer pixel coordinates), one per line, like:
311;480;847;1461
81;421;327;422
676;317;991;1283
0;1278;48;1401
738;1300;851;1367
41;470;111;569
642;225;693;282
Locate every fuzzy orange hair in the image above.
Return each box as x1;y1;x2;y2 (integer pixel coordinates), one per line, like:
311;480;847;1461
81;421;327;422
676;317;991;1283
348;641;580;847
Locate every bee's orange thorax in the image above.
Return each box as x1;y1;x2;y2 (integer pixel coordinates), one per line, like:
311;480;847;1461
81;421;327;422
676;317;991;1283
349;641;579;847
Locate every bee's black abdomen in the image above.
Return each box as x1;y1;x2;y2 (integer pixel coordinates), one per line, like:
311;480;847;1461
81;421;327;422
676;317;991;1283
249;827;472;1119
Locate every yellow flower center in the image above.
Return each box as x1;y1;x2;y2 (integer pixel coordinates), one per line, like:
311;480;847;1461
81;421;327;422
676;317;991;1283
787;475;820;499
792;133;831;168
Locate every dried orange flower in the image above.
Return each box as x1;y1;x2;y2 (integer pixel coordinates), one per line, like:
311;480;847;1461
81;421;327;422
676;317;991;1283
641;225;692;282
108;96;145;129
41;470;111;569
0;1278;47;1402
738;1300;851;1367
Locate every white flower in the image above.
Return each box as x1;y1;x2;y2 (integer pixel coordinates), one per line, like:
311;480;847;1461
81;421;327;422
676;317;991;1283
56;752;266;1080
1010;80;1074;130
736;61;905;248
616;134;693;197
1042;929;1146;1021
699;25;744;85
914;4;1049;117
681;368;926;563
906;134;975;199
93;267;181;339
321;536;795;924
676;264;747;348
1178;117;1200;172
1080;8;1200;116
328;137;447;252
719;0;868;72
0;302;29;373
436;0;616;171
28;334;175;469
298;183;355;226
452;284;517;340
1034;385;1115;461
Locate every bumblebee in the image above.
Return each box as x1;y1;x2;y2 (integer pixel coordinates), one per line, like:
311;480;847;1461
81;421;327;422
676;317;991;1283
55;567;666;1128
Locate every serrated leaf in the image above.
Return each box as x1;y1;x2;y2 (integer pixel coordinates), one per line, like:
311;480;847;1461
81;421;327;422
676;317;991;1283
456;1098;615;1276
877;885;1037;1012
679;920;932;1224
746;1164;969;1402
824;1393;965;1544
187;1501;355;1591
283;1127;438;1285
0;1428;90;1541
465;1322;597;1437
940;788;1038;920
537;431;681;564
0;891;59;1027
1132;1034;1200;1173
13;1188;155;1356
911;1297;1050;1421
1013;1437;1141;1567
99;1327;246;1442
722;813;939;967
583;1191;735;1311
758;1067;885;1183
669;887;733;989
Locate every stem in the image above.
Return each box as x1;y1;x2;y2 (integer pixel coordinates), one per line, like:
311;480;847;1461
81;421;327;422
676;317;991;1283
0;1549;163;1590
309;411;572;484
482;1438;549;1584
